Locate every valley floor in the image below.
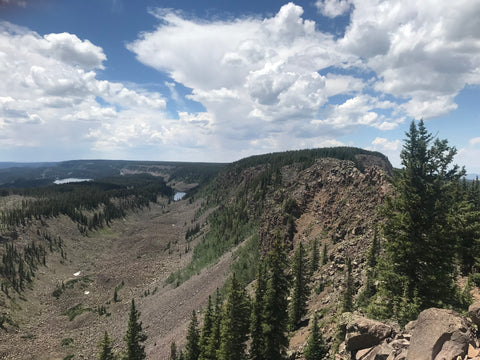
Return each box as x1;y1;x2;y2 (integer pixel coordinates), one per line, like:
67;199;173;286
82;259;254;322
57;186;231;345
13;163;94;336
0;197;230;359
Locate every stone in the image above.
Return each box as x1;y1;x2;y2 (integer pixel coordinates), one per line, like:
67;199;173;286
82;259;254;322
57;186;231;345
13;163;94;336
468;301;480;327
362;342;394;360
406;308;473;360
345;315;394;352
468;344;480;358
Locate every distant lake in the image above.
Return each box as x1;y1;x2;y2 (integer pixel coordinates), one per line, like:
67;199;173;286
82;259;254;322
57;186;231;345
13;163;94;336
174;192;186;201
54;178;93;184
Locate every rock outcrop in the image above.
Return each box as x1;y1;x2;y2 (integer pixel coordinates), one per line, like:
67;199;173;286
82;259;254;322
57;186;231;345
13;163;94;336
333;308;477;360
407;308;474;360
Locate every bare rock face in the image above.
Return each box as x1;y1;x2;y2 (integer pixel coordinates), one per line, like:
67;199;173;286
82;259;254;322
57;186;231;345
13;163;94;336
345;314;395;352
468;301;480;327
406;308;473;360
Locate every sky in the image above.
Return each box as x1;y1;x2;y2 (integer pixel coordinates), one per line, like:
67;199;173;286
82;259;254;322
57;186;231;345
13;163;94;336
0;0;479;173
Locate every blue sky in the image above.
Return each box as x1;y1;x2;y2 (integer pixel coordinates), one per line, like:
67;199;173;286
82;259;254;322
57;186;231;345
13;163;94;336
0;0;479;173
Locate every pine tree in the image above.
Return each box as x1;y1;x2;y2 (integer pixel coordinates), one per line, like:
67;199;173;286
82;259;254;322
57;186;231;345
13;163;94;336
304;314;327;360
321;243;328;266
185;310;200;360
199;296;214;360
342;257;354;313
288;242;310;330
123;299;147;360
250;263;267;360
98;331;116;360
218;274;251;360
263;236;290;360
375;120;465;320
170;342;178;360
203;289;222;360
310;238;319;274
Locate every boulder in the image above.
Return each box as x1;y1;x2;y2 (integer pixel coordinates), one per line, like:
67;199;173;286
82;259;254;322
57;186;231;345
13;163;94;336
468;301;480;327
345;315;394;352
406;308;473;360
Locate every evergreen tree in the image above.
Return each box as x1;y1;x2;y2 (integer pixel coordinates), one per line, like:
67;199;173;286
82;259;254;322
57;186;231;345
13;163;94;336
304;314;327;360
98;331;116;360
263;236;290;360
250;263;267;360
170;342;178;360
185;310;200;360
321;243;328;266
288;242;310;330
310;238;319;274
342;257;354;313
374;120;465;320
218;274;251;360
357;230;380;308
123;299;147;360
198;296;214;360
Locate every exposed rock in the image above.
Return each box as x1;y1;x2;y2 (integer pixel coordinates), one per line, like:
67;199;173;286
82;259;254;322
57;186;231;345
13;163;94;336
468;301;480;327
406;308;473;360
345;314;395;352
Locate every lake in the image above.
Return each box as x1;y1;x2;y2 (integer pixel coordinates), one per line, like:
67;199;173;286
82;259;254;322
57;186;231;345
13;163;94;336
54;178;93;184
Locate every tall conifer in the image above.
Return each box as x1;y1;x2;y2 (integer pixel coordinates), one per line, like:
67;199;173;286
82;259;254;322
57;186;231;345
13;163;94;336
288;242;310;330
263;237;290;360
123;299;147;360
304;314;326;360
250;263;267;360
375;120;465;320
185;310;200;360
218;274;251;360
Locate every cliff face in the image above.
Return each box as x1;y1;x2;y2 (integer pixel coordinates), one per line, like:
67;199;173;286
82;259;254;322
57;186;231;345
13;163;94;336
259;156;392;253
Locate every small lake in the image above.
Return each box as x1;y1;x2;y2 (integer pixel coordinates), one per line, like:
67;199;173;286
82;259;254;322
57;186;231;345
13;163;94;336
174;192;187;201
54;178;93;184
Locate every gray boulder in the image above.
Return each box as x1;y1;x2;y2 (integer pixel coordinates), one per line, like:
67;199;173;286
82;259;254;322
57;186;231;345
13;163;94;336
406;308;473;360
345;315;394;352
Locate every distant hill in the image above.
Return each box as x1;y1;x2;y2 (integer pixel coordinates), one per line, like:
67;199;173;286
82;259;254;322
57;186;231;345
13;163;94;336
0;162;57;169
0;159;226;188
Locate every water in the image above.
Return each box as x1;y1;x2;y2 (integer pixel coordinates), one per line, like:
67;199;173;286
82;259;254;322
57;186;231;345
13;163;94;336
174;192;186;201
54;178;93;184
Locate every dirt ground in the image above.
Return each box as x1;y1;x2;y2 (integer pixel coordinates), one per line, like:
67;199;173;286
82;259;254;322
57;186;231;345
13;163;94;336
0;196;231;359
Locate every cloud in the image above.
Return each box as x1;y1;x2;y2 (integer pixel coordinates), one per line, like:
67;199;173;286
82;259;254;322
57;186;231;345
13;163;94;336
128;3;372;157
341;0;480;119
315;0;352;18
470;137;480;146
369;137;402;167
0;22;167;158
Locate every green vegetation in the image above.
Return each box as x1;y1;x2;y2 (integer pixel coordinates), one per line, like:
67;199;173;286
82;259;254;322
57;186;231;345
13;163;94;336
185;311;200;360
1;174;173;232
218;274;251;360
288;242;310;331
97;331;116;360
61;337;74;347
304;314;327;360
123;299;147;360
62;303;90;321
368;120;480;324
228;147;388;174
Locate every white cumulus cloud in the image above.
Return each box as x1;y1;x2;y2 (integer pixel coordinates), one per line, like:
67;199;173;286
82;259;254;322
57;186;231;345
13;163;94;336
315;0;353;18
0;22;168;159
